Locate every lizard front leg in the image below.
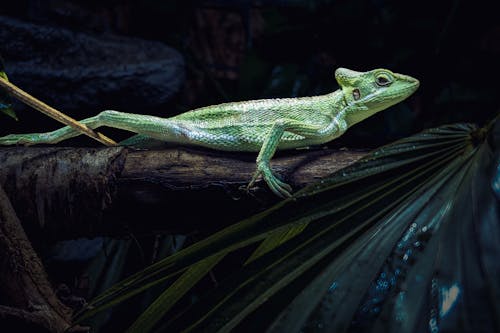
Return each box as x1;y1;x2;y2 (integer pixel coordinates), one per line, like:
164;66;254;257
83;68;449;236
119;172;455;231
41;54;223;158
248;118;343;198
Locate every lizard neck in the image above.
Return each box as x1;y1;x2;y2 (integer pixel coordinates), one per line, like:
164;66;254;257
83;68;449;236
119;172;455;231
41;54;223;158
327;89;349;120
328;88;380;127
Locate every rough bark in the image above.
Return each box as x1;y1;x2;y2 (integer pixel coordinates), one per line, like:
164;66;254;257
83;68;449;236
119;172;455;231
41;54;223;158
0;146;367;237
0;147;127;242
0;185;73;332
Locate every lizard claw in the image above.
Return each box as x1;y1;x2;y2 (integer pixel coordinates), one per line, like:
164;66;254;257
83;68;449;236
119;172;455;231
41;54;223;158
247;162;292;198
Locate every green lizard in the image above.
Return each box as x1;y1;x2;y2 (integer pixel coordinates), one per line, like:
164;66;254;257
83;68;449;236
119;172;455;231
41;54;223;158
0;68;419;197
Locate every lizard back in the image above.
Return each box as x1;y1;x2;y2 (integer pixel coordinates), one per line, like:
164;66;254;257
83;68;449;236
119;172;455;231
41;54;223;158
168;93;339;151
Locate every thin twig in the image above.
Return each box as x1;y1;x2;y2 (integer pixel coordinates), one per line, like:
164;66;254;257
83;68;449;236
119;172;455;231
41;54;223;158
0;77;117;146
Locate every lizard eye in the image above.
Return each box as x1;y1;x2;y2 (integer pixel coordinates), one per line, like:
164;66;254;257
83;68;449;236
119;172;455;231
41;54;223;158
375;73;392;87
352;88;361;100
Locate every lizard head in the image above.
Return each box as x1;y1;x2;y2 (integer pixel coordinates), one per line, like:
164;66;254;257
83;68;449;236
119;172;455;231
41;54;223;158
335;68;419;125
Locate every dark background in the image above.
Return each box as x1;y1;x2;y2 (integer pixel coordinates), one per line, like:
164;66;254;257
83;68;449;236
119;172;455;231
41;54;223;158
1;0;499;148
1;1;499;331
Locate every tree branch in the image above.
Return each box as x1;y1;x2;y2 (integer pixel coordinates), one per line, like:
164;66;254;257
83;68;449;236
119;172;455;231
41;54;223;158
0;146;367;237
0;185;73;332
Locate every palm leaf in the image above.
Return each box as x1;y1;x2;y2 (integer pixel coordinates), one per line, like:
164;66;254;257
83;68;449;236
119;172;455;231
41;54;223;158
75;119;499;332
0;70;17;120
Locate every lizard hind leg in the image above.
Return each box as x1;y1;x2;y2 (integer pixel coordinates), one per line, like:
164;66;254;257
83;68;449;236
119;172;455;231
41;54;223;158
0;113;102;145
0;110;172;145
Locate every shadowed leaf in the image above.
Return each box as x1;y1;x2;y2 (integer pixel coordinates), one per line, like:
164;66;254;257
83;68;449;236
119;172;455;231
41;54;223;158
75;119;499;333
0;70;17;121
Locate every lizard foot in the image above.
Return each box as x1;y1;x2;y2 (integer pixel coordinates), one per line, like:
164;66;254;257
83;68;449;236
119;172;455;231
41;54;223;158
248;162;292;198
0;134;38;145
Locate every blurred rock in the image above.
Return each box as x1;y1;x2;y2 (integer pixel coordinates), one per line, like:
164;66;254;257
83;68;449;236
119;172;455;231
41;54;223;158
0;15;184;111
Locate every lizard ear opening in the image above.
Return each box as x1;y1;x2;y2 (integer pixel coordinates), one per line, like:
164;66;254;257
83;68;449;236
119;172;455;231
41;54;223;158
352;88;361;100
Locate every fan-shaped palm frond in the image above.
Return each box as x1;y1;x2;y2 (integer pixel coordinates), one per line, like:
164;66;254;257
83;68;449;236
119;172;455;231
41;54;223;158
75;118;499;333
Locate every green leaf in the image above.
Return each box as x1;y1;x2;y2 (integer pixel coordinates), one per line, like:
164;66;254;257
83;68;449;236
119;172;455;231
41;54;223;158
0;71;17;121
126;253;225;333
245;222;308;265
75;119;499;333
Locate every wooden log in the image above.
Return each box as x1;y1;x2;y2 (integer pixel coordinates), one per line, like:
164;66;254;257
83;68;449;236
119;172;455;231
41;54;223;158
0;146;367;238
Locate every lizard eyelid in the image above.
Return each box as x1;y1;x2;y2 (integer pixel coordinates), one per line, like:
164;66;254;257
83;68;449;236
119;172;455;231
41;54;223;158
375;73;392;86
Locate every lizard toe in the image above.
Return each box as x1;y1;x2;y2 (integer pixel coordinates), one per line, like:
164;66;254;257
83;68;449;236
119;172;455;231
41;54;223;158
263;171;292;198
249;162;292;197
274;176;293;192
247;169;263;190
